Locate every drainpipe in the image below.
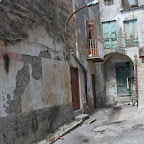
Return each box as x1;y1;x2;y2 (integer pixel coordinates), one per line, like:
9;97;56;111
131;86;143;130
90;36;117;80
134;55;138;108
71;52;88;105
71;0;88;105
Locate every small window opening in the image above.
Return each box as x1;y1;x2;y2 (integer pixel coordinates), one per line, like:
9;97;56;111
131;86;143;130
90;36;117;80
104;0;113;6
128;0;138;8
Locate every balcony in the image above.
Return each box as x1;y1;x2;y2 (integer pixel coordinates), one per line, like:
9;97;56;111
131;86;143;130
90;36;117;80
86;39;104;62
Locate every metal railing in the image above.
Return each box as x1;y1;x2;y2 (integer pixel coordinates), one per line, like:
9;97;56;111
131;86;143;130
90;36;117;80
103;36;139;49
88;39;98;57
77;38;104;59
87;38;104;58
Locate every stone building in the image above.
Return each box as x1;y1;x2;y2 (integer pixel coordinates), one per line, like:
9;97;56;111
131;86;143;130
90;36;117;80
1;0;144;143
0;0;104;143
98;0;144;108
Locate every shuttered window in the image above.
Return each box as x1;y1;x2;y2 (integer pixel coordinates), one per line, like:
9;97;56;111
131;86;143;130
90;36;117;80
102;21;117;49
124;20;139;47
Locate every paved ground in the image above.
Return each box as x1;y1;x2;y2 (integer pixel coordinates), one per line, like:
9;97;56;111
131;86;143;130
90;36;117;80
54;105;144;144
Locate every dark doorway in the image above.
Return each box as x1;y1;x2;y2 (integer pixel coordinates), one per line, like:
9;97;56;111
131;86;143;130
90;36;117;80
70;67;80;111
91;74;96;108
116;62;131;95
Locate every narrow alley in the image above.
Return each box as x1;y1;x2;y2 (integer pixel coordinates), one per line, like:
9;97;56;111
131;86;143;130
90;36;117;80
0;0;144;143
54;105;144;144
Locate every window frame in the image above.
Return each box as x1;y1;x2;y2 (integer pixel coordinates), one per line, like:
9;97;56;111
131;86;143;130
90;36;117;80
124;19;139;47
102;20;117;49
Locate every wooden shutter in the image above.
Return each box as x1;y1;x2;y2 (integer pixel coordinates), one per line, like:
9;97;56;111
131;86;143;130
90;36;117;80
124;20;139;47
102;21;117;49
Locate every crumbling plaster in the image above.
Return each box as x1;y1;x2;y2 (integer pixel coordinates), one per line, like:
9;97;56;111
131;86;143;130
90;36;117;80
0;0;104;143
104;54;134;104
0;0;76;143
99;0;143;105
73;0;104;110
100;0;144;49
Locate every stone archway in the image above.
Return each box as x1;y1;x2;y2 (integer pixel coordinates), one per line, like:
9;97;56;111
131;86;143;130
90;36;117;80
104;53;134;105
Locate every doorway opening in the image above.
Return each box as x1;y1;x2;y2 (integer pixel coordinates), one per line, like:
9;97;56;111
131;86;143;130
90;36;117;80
70;67;80;111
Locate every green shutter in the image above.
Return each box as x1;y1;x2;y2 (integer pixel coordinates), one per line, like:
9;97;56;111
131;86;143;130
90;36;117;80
124;20;139;47
103;21;117;49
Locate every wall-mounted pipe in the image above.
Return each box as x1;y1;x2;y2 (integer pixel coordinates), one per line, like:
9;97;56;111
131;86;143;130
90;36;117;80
71;52;88;105
134;55;138;108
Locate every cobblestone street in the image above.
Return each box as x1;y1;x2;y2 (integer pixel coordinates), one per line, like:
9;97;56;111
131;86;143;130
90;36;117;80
55;106;144;144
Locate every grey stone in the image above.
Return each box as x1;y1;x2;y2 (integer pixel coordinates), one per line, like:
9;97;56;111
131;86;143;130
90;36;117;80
75;114;89;122
0;104;73;144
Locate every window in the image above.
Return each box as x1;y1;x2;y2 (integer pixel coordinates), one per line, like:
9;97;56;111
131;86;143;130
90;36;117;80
104;0;113;6
128;0;138;8
102;21;117;49
86;20;97;57
124;20;139;47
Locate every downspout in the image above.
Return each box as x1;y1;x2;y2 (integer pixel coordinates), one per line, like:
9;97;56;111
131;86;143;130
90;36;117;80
134;55;138;108
71;0;88;105
71;52;88;105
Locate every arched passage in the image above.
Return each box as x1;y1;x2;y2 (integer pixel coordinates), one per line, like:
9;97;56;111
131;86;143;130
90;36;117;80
104;53;134;105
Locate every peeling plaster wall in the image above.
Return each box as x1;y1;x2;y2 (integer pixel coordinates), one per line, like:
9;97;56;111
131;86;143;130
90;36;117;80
73;0;104;111
104;54;134;104
99;0;144;105
138;63;144;110
0;40;74;144
95;63;106;107
0;0;76;143
100;0;144;49
0;0;103;143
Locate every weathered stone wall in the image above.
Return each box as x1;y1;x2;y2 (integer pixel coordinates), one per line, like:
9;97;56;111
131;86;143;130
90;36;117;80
99;0;143;105
73;0;104;111
138;63;144;110
95;63;106;107
0;0;74;43
104;54;134;104
0;39;74;143
0;0;76;143
0;0;104;143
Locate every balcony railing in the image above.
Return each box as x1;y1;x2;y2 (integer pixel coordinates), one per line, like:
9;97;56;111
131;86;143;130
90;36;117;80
78;39;104;62
88;39;98;57
103;36;139;49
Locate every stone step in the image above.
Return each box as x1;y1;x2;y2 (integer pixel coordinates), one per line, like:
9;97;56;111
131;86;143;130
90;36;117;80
73;109;82;117
84;117;96;124
75;114;89;122
115;96;132;102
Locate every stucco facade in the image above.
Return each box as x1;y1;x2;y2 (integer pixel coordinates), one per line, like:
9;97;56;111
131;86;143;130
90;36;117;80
99;0;144;108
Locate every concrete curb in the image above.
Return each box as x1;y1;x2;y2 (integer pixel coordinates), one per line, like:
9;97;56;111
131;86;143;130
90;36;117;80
38;120;83;144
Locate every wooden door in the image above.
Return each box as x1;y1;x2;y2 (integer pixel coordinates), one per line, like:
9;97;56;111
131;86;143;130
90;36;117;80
70;67;80;111
91;74;96;108
116;63;131;94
